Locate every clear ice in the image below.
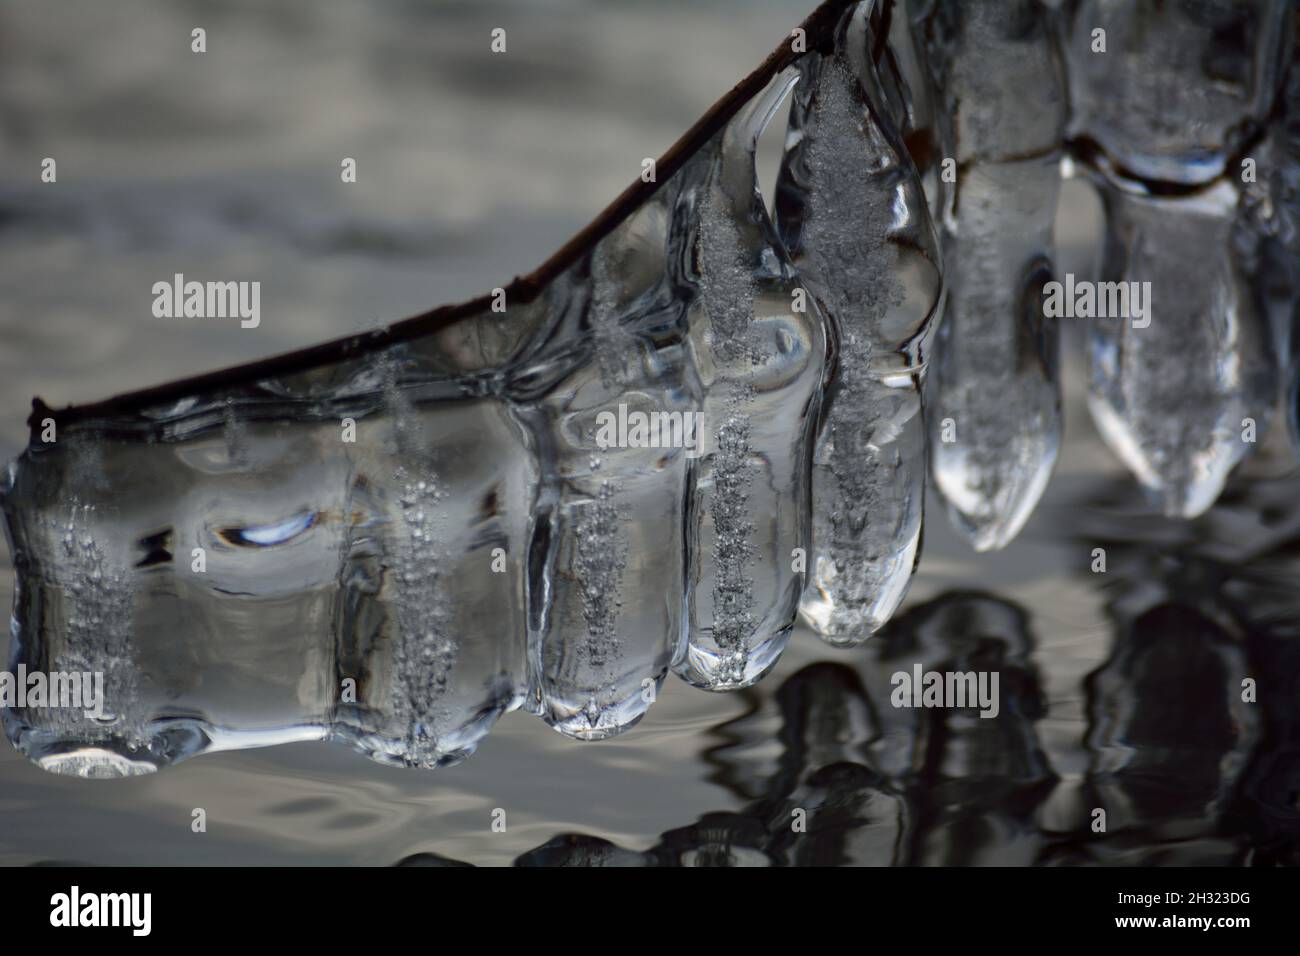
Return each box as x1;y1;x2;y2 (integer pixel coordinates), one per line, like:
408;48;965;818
1063;0;1290;517
923;0;1067;551
3;0;1300;775
775;2;942;642
678;71;827;691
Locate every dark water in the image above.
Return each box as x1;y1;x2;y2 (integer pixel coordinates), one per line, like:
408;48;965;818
0;0;1297;865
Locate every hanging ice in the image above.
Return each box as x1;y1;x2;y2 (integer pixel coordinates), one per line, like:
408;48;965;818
1235;9;1300;457
776;0;942;643
335;380;532;767
519;202;693;740
3;0;1300;777
3;354;536;773
1255;62;1300;452
1085;183;1276;517
677;71;828;690
0;0;853;774
928;156;1063;549
1062;0;1289;517
922;0;1067;552
1062;0;1291;187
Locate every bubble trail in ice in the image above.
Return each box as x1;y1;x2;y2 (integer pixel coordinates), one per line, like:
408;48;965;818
334;390;532;768
688;186;761;692
522;210;692;739
21;507;142;773
922;0;1066;551
1061;0;1288;517
776;1;942;643
677;69;828;690
1;434;161;777
385;475;455;764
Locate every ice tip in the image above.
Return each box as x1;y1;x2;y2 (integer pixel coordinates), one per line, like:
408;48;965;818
969;526;1012;554
1151;479;1219;522
960;511;1030;554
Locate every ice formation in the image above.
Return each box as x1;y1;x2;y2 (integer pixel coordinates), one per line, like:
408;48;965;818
2;0;1297;775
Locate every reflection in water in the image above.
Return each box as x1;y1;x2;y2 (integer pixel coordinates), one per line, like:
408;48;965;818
399;592;1053;866
390;471;1300;866
1052;474;1300;865
1073;600;1256;864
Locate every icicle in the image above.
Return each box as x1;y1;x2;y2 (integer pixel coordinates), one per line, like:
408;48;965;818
677;68;829;690
777;1;942;641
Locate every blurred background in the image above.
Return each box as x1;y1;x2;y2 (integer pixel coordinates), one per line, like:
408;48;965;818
0;0;1297;865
